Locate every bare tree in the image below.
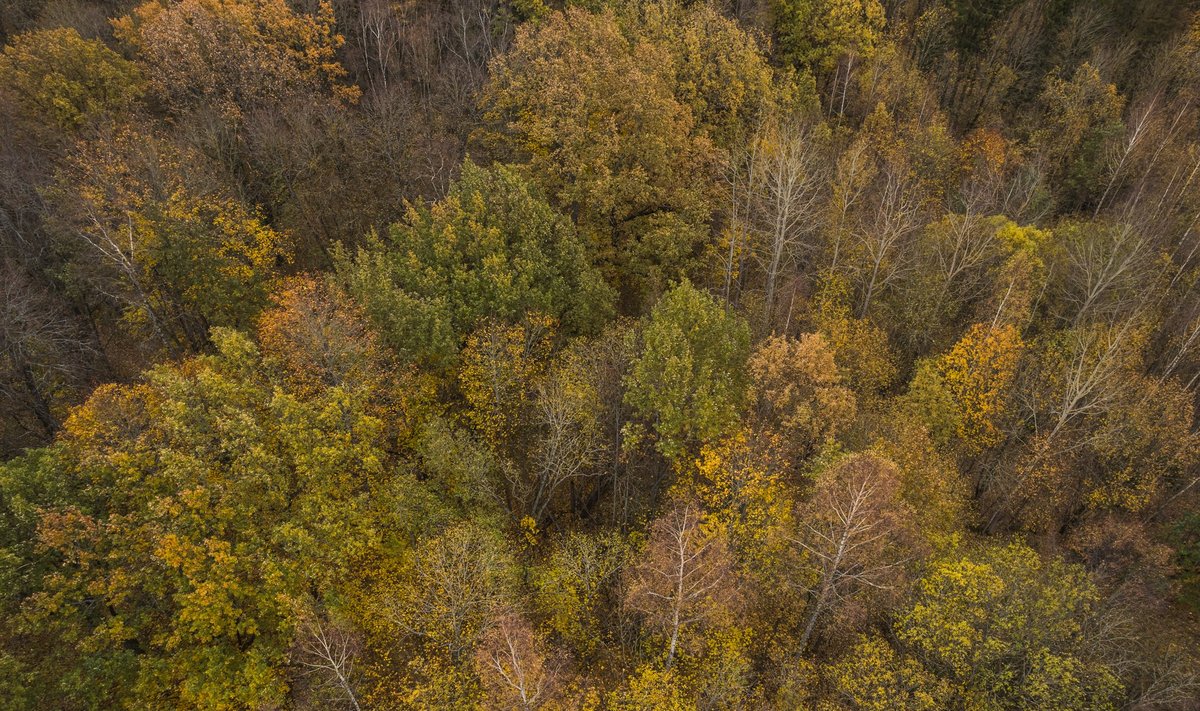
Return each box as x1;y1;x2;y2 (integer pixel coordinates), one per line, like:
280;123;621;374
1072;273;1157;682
790;454;914;652
1094;95;1159;217
825;136;873;273
1040;319;1141;441
1157;311;1200;391
0;260;96;445
357;0;401;92
988;319;1146;532
749;119;829;328
292;615;363;711
1056;221;1156;326
853;159;924;317
1127;643;1200;711
522;358;603;525
625;500;738;669
719;128;761;305
475;611;567;711
385;523;516;661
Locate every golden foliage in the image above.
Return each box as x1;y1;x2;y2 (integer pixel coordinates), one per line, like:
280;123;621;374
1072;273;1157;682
113;0;357;118
748;333;857;460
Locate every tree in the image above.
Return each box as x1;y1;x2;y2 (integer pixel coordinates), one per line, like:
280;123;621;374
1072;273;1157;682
532;530;627;657
869;415;970;541
809;272;897;401
457;316;607;525
235;91;433;262
524;347;605;525
1028;320;1146;444
480;4;775;306
679;626;756;711
458;317;554;452
829;105;944;318
336;159;612;367
553;321;639;527
383;521;518;663
742;118;832;327
0;261;97;448
256;276;389;397
474;611;566;711
791;453;916;652
1046;220;1157;326
15;329;399;708
901;214;1048;353
747;333;856;461
898;542;1123;710
1032;63;1126;210
994;319;1196;533
608;664;696;711
773;0;885;73
0;446;81;706
635;0;781;149
0;27;144;133
49;128;290;354
112;0;357;119
823;635;948;711
772;0;886;111
624;280;751;465
907;323;1024;454
291;613;364;711
987;320;1150;531
1087;375;1198;515
690;429;793;570
624;499;739;669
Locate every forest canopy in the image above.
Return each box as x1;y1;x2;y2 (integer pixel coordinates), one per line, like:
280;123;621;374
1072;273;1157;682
2;0;1200;709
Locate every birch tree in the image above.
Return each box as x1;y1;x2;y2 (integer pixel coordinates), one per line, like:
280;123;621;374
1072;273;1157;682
625;500;738;669
791;453;914;651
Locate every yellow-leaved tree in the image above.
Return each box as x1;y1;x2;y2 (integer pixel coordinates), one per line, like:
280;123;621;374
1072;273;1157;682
113;0;357;119
49;128;290;354
747;333;857;462
0;27;144;133
23;329;404;708
907;322;1023;454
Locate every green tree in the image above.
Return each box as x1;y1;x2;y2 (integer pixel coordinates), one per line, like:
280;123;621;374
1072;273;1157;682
773;0;885;74
624;280;751;464
0;447;80;706
336;160;612;367
772;0;885;112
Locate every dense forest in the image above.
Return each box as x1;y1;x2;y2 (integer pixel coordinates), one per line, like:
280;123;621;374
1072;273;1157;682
2;0;1200;708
